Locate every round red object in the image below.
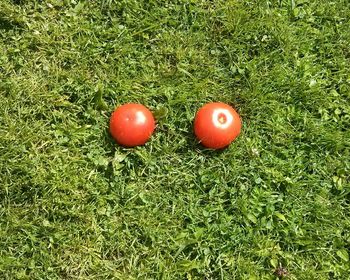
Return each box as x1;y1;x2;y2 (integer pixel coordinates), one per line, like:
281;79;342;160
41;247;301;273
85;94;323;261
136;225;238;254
110;103;155;147
194;102;241;149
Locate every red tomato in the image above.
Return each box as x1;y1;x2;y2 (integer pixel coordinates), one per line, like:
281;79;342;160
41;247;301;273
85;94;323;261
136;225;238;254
110;103;155;147
194;102;241;149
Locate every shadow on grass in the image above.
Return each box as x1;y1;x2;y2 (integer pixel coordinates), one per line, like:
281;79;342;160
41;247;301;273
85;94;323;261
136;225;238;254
0;17;19;31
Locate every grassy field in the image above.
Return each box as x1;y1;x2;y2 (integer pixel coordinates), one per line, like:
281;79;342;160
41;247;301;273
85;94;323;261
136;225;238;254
1;0;350;279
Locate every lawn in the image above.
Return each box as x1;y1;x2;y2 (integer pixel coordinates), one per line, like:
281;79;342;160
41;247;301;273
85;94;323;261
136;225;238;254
1;0;350;279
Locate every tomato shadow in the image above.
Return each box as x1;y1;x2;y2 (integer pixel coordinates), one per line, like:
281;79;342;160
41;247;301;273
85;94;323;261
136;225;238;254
180;124;230;156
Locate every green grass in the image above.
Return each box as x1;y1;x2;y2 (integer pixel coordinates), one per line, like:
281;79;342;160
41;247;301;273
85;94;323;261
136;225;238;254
1;0;350;279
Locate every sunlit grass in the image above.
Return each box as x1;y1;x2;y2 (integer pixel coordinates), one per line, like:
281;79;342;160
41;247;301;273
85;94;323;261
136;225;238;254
1;0;349;279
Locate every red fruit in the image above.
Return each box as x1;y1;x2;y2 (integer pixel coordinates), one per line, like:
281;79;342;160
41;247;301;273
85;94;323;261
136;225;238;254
110;103;155;147
194;102;241;149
